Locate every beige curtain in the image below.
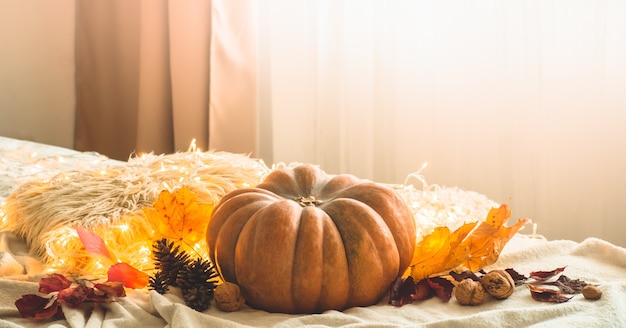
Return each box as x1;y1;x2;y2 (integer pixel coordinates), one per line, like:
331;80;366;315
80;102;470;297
74;0;256;160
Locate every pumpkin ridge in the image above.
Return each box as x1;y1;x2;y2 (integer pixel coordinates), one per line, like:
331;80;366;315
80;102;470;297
330;183;416;272
235;200;300;313
321;198;399;307
210;194;277;283
290;205;325;313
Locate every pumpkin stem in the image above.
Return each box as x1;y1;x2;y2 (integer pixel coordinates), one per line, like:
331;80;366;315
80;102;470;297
294;196;324;207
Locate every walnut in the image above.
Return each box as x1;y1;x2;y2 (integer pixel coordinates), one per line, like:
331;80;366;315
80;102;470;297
582;285;602;300
481;270;515;299
455;278;485;305
214;282;246;312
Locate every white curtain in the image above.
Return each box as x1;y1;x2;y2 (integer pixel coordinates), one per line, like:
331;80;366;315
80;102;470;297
244;0;626;246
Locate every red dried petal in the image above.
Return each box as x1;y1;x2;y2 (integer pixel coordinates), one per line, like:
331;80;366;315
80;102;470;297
84;288;111;303
57;286;90;308
389;276;416;306
75;227;115;263
15;294;48;318
15;294;64;320
38;273;72;294
413;278;434;301
527;284;573;303
107;262;149;289
427;277;454;302
36;300;63;320
529;266;566;281
94;281;126;299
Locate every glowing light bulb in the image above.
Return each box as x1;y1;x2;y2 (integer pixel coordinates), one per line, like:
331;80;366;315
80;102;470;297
188;139;197;152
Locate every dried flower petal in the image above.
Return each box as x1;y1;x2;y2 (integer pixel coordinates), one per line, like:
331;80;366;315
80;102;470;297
75;226;115;263
527;284;573;303
57;286;90;308
38;273;72;294
108;262;149;289
15;294;63;320
94;281;126;298
529;266;566;281
388;276;417;306
413;278;435;301
428;277;455;302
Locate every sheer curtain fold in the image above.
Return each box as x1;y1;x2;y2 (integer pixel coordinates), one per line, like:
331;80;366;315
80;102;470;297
74;0;142;160
254;1;626;246
209;0;258;155
75;0;217;159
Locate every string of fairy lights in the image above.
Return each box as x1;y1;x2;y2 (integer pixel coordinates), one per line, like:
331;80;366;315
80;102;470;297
0;140;505;276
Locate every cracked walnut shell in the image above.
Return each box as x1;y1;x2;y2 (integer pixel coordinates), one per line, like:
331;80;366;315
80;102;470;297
455;278;485;305
214;282;246;312
481;270;515;299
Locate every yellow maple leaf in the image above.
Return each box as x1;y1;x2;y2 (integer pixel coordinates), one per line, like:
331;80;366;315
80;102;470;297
143;186;214;258
409;204;529;280
409;227;453;279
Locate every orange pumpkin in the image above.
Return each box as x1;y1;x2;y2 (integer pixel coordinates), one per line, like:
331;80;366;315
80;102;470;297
206;164;416;314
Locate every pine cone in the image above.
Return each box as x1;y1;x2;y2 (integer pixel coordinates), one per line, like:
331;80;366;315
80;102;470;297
178;258;219;312
152;238;190;287
149;271;170;294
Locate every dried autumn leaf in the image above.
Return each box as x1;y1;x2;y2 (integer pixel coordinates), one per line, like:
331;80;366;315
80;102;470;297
544;275;587;294
449;270;481;282
527;284;573;303
409;204;529;280
529;266;567;281
409;227;454;280
505;268;528;286
144;187;213;257
107;262;150;289
458;205;529;272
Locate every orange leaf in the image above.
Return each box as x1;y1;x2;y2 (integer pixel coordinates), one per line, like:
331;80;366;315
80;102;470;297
107;262;149;289
459;206;529;271
409;204;529;279
484;204;512;228
144;186;213;257
410;227;453;280
75;227;115;264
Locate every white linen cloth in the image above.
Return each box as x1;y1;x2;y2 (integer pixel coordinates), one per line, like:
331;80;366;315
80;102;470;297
1;137;625;327
2;233;625;327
